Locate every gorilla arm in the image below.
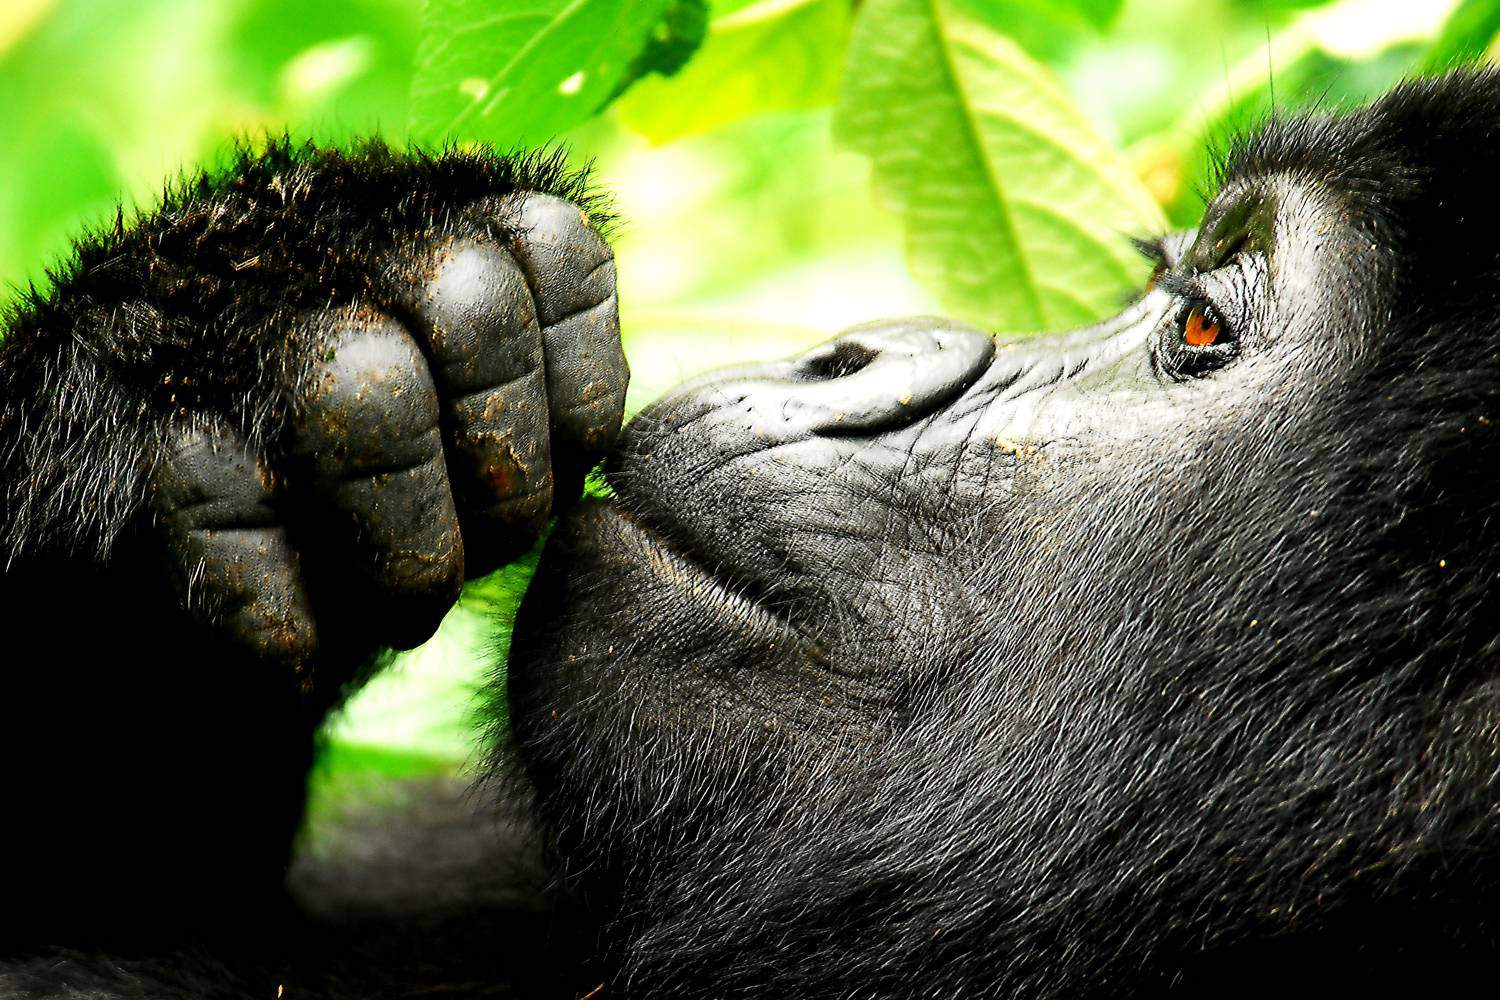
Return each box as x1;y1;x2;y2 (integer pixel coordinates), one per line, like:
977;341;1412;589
0;141;626;941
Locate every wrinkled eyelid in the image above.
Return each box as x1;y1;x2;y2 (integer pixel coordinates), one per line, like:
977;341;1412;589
1204;231;1251;272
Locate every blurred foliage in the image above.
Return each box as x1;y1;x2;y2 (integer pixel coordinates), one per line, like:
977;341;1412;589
835;0;1163;333
615;0;850;143
1423;0;1500;71
0;0;1493;792
409;0;678;148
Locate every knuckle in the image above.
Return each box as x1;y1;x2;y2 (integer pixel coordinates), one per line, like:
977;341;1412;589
503;192;618;328
287;307;463;603
382;232;577;556
498;190;628;456
293;309;440;475
152;426;276;530
390;239;545;395
150;425;316;666
447;390;550;495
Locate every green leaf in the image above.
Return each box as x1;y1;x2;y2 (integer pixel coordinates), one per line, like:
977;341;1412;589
410;0;672;147
834;0;1164;335
1074;0;1124;28
611;0;709;99
1015;0;1122;32
1421;0;1500;72
227;0;423;144
616;0;852;143
949;0;1121;62
1228;0;1338;9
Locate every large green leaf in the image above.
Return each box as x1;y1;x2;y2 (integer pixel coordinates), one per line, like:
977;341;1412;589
835;0;1163;335
410;0;672;146
617;0;851;143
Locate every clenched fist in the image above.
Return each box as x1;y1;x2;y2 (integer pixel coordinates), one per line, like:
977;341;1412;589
0;142;627;673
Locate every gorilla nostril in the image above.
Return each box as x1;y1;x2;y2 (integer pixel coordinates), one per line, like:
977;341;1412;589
798;340;881;382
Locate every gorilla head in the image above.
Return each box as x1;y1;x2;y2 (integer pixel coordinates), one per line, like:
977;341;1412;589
507;73;1500;996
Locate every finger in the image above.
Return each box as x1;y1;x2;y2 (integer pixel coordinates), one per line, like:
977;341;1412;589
150;424;316;669
288;307;463;650
388;239;553;576
502;192;629;500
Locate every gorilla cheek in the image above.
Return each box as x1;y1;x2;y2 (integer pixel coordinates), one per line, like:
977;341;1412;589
509;500;810;751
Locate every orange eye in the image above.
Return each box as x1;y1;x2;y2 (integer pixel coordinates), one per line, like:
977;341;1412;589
1183;305;1221;347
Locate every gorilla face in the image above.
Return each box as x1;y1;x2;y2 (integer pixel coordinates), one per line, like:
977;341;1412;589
510;78;1500;995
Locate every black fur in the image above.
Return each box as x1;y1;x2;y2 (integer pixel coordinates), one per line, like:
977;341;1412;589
507;70;1500;998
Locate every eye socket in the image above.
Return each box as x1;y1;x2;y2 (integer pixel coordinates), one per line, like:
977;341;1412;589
1136;237;1251;380
1155;298;1238;381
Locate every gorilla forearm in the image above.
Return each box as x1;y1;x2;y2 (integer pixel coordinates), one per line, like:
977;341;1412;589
0;140;624;940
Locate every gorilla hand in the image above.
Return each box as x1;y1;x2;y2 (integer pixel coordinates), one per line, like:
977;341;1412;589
0;143;626;677
151;192;624;662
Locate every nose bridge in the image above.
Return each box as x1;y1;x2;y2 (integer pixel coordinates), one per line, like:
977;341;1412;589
708;318;996;441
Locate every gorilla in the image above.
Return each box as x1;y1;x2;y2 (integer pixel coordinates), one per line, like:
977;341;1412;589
3;68;1500;999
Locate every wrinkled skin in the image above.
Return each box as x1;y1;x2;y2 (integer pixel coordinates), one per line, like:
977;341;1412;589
5;75;1500;999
